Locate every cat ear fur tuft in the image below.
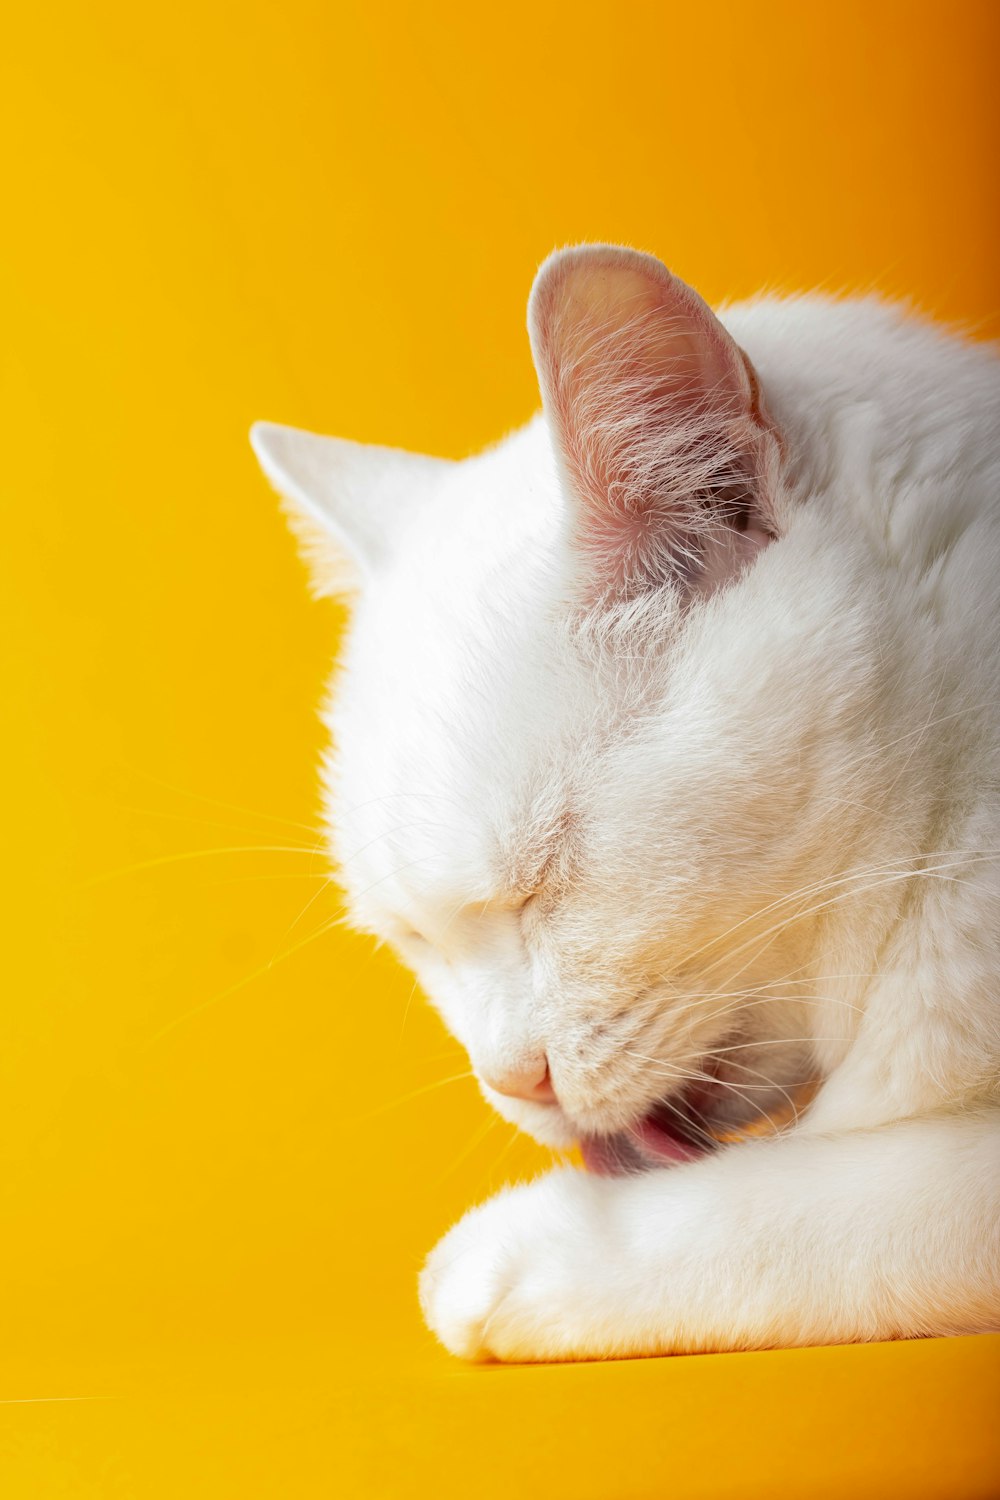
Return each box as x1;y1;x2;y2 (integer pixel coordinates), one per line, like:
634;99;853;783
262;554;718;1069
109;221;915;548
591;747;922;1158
250;421;452;597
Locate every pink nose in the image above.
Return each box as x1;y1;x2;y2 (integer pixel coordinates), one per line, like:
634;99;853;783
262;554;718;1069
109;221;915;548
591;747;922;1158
481;1056;555;1104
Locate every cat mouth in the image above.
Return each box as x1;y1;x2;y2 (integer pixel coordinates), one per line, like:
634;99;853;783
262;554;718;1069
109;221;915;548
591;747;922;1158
578;1073;820;1176
579;1088;714;1176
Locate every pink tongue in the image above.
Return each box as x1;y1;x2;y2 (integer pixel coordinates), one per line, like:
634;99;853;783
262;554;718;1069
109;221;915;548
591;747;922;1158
629;1113;705;1166
580;1111;708;1177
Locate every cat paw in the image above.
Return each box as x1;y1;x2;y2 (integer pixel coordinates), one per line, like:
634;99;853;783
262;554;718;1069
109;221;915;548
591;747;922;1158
419;1169;612;1361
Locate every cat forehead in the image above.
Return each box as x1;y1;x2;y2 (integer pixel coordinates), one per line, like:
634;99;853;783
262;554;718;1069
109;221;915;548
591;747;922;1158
332;592;594;840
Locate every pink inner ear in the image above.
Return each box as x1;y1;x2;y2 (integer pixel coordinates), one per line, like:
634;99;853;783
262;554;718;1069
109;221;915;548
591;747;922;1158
527;245;782;604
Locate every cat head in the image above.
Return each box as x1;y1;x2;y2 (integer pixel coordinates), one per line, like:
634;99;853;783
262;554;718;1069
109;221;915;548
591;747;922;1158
251;246;852;1159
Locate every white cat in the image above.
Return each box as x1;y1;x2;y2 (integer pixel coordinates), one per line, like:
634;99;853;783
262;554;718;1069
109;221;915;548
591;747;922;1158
251;245;1000;1360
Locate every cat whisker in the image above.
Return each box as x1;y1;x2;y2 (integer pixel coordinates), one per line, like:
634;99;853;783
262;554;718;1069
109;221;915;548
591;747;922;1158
205;870;336;884
335;789;467;820
699;1054;805;1123
635;980;868;1037
482;1122;523;1191
693;849;1000;989
139;908;346;1048
271;868;343;950
623;1047;816;1120
670;845;999;985
342;1071;476;1127
396;975;423;1049
83;843;330;889
431;1113;501;1189
118;803;326;846
613;1059;721;1151
117;761;325;838
335;819;470;872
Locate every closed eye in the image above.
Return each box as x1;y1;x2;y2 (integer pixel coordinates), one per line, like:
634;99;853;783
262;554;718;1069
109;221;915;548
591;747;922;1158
491;891;538;919
501;889;533;911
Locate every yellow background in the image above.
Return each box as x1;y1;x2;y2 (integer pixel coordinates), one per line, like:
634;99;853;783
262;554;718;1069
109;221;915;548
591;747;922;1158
2;1;998;1494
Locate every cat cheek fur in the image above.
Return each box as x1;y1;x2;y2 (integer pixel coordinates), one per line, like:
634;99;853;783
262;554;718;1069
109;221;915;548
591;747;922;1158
252;243;1000;1360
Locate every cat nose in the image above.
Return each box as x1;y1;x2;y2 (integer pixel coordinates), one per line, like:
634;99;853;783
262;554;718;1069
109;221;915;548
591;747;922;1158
481;1055;556;1104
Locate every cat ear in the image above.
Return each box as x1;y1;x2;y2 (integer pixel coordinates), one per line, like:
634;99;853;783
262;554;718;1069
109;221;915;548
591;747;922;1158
527;245;783;605
250;422;452;596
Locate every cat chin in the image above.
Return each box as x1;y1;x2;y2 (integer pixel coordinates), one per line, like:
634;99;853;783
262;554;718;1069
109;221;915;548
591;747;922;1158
477;1082;580;1150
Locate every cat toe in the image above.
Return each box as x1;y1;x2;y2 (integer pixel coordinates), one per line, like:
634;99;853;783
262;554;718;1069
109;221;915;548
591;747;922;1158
419;1197;516;1360
419;1170;603;1362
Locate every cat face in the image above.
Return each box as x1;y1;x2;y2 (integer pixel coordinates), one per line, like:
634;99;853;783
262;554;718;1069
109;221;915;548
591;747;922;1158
252;247;857;1163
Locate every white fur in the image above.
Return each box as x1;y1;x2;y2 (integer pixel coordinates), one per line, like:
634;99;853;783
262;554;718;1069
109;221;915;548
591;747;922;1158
251;245;1000;1360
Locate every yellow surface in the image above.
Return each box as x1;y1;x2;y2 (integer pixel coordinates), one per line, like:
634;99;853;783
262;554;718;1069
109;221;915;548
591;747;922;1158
1;2;998;1495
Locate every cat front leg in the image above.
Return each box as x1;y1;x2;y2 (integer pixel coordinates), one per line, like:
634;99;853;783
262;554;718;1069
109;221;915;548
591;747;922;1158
419;1111;1000;1361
